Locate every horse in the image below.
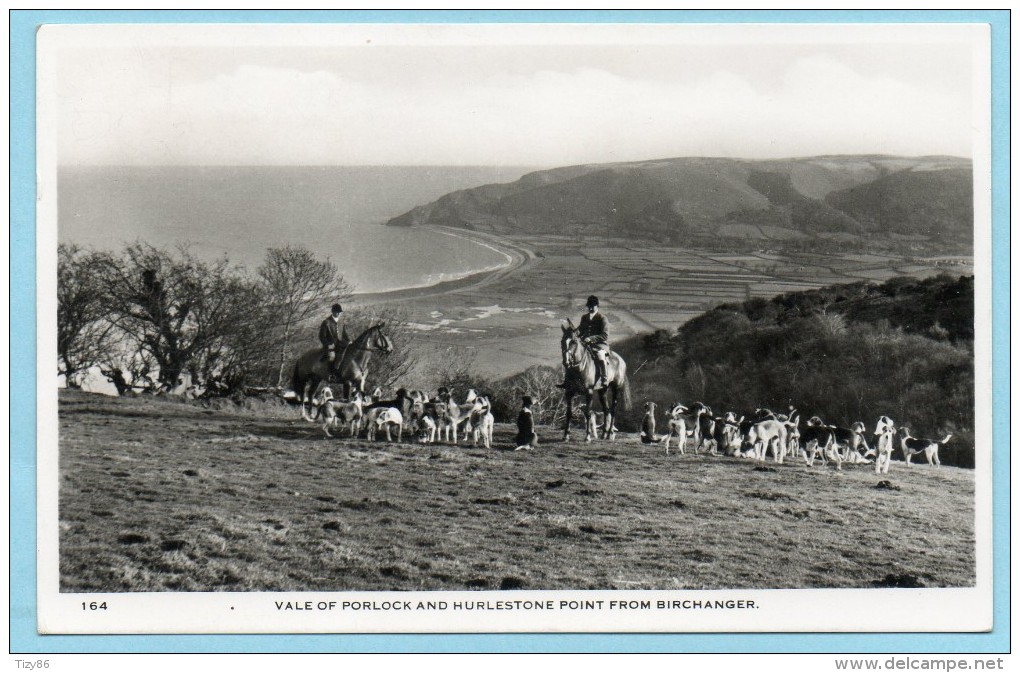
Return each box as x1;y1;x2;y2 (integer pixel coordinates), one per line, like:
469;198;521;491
291;322;393;421
560;319;631;442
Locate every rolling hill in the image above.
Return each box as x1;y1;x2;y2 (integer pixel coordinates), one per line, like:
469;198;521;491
386;155;972;250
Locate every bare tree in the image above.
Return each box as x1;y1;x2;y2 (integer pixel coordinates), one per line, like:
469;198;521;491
258;246;351;387
57;244;113;387
189;273;279;394
95;243;273;392
413;341;480;396
508;365;561;425
97;336;160;396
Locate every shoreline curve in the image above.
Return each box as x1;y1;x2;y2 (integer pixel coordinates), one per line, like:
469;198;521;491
349;226;536;305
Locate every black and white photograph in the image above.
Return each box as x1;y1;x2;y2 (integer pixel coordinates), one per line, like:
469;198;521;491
36;20;993;634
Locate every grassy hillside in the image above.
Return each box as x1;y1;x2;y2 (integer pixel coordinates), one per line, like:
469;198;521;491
386;156;973;252
59;390;975;592
825;168;973;242
613;274;975;467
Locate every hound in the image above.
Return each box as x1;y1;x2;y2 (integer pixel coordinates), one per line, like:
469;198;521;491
832;421;871;462
467;396;495;449
874;416;896;474
364;388;412;417
782;412;801;459
362;405;384;439
323;391;366;438
746;418;788;464
800;417;842;469
662;403;689;455
900;428;951;467
434;388;478;444
689;402;715;454
421;400;451;442
368;406;403;442
312;387;341;435
407;401;437;443
313;387;363;438
417;414;437;444
640;402;658;444
712;411;744;456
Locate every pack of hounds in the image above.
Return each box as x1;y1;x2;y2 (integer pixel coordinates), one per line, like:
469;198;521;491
640;401;952;472
310;386;497;449
307;385;953;467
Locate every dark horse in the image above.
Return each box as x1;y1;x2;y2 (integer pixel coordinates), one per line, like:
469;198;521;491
560;319;631;442
291;322;393;421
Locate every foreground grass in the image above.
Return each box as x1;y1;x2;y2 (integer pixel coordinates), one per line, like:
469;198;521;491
59;391;975;592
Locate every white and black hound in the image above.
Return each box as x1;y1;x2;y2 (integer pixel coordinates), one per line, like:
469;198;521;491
899;427;951;467
874;416;896;474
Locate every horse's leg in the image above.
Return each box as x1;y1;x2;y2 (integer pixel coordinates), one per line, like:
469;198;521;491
604;385;616;441
562;392;573;442
299;379;309;419
584;391;594;443
595;385;612;438
301;380;315;421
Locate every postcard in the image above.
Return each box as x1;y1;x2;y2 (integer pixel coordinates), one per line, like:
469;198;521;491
31;18;995;637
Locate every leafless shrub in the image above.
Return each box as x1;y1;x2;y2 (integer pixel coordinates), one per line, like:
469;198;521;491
257;246;351;387
57;244;114;387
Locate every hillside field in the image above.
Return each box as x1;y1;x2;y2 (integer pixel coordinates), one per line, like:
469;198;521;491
364;230;973;379
59;391;975;593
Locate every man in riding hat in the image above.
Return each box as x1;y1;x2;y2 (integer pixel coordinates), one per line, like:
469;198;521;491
319;303;350;377
560;295;610;389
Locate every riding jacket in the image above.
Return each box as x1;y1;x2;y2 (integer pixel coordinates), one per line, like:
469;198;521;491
318;316;346;351
578;312;609;348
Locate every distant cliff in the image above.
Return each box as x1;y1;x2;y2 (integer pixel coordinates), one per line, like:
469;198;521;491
386;155;972;249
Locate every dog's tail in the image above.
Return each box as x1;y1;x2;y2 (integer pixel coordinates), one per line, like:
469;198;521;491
940;433;953;444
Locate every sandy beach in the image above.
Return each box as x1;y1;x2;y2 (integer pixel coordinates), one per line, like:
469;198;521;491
348;226;537;305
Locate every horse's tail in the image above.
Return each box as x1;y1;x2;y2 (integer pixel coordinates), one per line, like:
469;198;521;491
291;361;303;401
619;372;632;411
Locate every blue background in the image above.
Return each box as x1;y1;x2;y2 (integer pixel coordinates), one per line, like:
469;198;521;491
10;9;1010;654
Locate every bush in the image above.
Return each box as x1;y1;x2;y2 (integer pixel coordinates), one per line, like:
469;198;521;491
614;275;976;466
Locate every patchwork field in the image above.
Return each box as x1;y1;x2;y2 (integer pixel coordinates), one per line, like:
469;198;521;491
360;229;973;377
59;391;975;592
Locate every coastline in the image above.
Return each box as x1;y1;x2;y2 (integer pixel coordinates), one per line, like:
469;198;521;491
349;225;535;305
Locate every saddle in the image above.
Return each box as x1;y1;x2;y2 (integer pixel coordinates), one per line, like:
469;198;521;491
324;343;351;382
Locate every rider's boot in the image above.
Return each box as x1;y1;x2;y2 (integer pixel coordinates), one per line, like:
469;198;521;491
593;361;606;389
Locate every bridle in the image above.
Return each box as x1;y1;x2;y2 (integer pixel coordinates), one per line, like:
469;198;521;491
357;326;393;354
368;329;392;353
561;330;588;368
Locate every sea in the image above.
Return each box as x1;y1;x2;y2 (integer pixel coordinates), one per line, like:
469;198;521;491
57;165;534;294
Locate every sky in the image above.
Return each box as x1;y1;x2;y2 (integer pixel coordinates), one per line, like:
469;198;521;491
44;23;984;166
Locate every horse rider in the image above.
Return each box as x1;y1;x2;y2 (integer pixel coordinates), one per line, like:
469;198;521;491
318;303;350;378
560;295;610;389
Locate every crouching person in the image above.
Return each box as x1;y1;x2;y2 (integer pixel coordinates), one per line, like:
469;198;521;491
515;396;539;451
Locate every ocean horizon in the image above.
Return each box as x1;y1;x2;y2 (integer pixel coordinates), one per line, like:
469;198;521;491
57;165;534;294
